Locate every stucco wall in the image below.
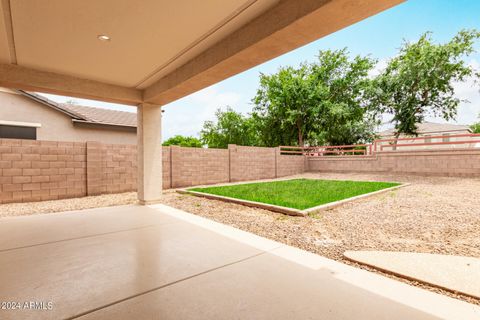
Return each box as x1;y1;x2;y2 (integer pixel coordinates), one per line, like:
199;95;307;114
0;90;136;144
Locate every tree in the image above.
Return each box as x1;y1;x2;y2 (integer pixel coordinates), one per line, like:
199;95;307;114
252;64;314;147
162;135;202;147
471;115;480;133
200;107;259;148
371;29;480;139
252;49;378;146
308;50;379;145
471;123;480;133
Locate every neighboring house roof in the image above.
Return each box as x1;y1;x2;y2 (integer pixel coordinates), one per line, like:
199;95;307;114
62;104;137;127
378;122;471;137
17;90;137;128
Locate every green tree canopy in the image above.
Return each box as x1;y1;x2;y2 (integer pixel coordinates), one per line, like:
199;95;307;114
252;64;314;147
200;107;258;148
252;49;378;146
371;29;480;138
471;115;480;133
198;30;480;148
162;135;203;147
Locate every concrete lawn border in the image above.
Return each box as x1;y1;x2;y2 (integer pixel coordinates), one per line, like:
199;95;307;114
177;180;409;217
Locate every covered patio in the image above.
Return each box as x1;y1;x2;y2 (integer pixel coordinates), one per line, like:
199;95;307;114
1;204;478;319
0;0;405;205
1;0;479;319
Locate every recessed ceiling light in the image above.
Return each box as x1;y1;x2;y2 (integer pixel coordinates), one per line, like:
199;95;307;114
97;35;111;42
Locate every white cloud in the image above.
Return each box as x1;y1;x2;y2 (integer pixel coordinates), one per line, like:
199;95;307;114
162;85;243;139
429;59;480;125
368;58;388;78
448;78;480;125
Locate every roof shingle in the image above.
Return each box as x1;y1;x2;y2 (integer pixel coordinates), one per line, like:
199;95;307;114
60;104;136;127
378;122;471;137
19;90;137;127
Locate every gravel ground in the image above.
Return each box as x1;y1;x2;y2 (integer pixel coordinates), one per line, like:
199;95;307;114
0;192;137;218
162;173;480;260
1;172;479;304
159;172;480;304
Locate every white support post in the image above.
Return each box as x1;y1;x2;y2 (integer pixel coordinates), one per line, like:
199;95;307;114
137;103;163;204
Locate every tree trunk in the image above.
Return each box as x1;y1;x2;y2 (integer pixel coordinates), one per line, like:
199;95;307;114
392;132;400;151
297;127;304;147
296;119;304;147
298;133;304;147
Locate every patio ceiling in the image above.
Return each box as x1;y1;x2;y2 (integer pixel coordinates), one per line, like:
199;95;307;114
0;0;404;106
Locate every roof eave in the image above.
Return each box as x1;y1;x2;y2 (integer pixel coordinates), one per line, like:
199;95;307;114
16;90;86;120
71;119;137;129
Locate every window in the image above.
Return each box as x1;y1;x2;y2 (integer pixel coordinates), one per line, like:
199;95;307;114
424;134;431;144
0;125;37;140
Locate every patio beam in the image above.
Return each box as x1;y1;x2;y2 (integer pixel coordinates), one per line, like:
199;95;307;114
137;103;163;204
143;0;404;105
0;63;143;105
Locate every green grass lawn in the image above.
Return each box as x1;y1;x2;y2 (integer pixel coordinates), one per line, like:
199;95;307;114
189;179;400;210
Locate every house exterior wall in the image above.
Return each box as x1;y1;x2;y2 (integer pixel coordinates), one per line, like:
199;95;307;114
0;89;136;144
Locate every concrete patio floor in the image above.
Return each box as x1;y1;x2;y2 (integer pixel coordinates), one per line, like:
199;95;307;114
0;205;479;320
344;251;480;300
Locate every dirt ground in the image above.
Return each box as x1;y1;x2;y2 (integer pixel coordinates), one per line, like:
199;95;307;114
1;172;479;303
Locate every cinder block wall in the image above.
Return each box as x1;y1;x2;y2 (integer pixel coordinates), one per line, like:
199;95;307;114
168;145;306;187
170;146;229;188
0;139;306;203
277;153;307;177
0;139;86;203
229;145;276;181
162;147;171;189
307;149;480;177
4;137;480;205
86;142;137;196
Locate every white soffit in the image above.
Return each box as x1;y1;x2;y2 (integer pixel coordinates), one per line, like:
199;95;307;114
0;120;41;127
9;0;279;88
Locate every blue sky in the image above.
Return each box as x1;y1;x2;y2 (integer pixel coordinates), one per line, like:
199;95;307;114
44;0;480;140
